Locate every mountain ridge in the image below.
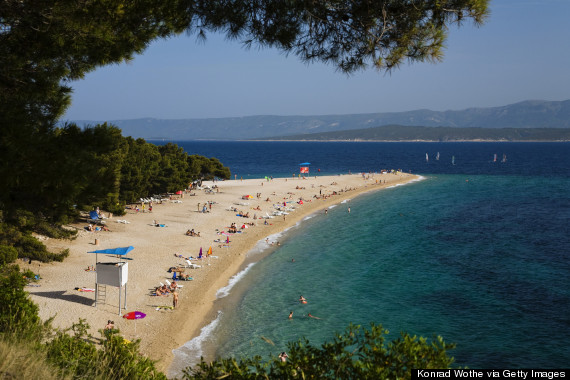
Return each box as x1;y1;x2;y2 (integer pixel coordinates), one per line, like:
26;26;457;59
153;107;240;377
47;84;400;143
251;125;570;142
69;99;570;140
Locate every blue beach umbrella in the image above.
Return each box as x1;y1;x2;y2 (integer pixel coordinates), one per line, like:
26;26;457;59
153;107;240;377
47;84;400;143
88;246;134;264
88;246;134;256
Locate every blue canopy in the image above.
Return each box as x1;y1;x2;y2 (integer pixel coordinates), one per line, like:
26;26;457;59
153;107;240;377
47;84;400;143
299;162;311;166
89;211;100;219
88;246;134;256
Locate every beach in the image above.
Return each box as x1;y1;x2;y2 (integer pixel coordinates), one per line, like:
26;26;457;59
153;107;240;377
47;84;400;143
25;172;417;372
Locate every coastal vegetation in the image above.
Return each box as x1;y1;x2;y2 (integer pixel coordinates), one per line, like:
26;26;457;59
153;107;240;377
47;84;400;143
1;1;488;378
0;122;230;264
0;267;457;379
254;124;570;142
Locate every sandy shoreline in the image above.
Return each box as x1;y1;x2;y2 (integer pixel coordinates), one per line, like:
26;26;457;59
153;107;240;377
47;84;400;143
24;172;418;374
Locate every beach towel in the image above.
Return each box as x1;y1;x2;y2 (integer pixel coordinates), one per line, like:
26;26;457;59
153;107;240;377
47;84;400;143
75;287;95;292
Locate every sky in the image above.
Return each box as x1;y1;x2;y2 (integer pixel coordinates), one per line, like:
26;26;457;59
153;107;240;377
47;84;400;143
63;1;570;121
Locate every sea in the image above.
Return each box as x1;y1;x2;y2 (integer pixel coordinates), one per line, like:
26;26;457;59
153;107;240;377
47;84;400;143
156;141;569;374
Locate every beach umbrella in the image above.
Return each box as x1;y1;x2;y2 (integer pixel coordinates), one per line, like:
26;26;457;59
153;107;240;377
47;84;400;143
88;246;134;256
88;246;134;265
199;247;203;258
123;311;146;335
207;246;212;256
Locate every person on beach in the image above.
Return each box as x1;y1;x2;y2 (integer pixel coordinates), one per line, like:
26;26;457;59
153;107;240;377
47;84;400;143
173;290;179;308
279;352;289;362
105;320;115;330
289;311;293;319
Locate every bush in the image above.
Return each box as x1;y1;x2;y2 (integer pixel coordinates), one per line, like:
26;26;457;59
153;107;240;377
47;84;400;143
45;320;166;380
35;221;77;239
185;323;457;379
0;265;41;337
0;245;18;265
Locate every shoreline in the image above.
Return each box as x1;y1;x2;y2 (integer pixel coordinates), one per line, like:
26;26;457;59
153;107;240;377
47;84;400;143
26;172;419;374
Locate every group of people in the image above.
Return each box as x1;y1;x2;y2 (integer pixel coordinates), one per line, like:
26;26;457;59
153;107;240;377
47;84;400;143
154;281;178;296
185;229;201;237
86;224;109;232
228;223;238;233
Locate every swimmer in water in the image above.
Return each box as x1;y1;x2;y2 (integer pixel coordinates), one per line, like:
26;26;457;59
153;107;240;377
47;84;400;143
308;313;321;319
299;295;306;302
279;352;288;362
289;311;293;319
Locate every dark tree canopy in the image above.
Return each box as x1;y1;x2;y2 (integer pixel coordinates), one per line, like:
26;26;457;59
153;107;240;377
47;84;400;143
1;0;489;128
0;0;488;228
187;0;489;73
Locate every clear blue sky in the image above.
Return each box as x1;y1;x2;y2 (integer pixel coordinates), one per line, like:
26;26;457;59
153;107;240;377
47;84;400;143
63;1;570;121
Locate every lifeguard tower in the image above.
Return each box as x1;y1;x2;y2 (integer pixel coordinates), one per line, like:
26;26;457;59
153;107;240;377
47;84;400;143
88;246;133;315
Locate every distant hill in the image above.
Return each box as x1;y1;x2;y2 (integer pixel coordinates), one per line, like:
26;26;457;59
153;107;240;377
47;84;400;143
252;125;570;142
71;99;570;140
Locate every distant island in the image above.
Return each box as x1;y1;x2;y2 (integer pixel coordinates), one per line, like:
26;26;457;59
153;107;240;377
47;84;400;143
70;99;570;141
251;125;570;142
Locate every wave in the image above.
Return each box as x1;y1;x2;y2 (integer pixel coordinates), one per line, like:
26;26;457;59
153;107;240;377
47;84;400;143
386;175;425;188
169;310;223;378
216;263;256;299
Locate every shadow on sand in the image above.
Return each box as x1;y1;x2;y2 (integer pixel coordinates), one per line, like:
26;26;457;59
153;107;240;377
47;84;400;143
30;290;95;306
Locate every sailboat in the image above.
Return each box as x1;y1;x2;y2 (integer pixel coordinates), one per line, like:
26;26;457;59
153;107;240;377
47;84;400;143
436;152;440;160
452;156;455;165
426;153;429;162
493;154;497;162
501;154;507;163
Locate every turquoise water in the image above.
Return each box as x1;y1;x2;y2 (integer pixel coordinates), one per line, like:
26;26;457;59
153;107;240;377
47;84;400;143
167;142;569;374
171;175;569;371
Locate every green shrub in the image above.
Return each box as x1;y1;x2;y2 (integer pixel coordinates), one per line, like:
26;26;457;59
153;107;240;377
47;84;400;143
0;245;18;265
0;265;41;337
185;323;457;379
35;221;77;239
45;320;166;380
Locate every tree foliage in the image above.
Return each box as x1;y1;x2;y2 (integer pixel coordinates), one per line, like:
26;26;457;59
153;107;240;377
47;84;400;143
0;265;41;336
0;0;488;228
185;323;456;379
186;0;489;73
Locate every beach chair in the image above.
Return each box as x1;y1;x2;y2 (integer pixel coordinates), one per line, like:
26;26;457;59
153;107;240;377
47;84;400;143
165;280;171;287
185;260;201;269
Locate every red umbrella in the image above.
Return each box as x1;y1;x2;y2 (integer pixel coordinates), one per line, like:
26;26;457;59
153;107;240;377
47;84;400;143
123;311;146;320
123;311;146;335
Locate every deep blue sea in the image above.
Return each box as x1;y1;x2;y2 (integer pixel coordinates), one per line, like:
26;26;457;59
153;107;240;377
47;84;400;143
159;141;569;374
